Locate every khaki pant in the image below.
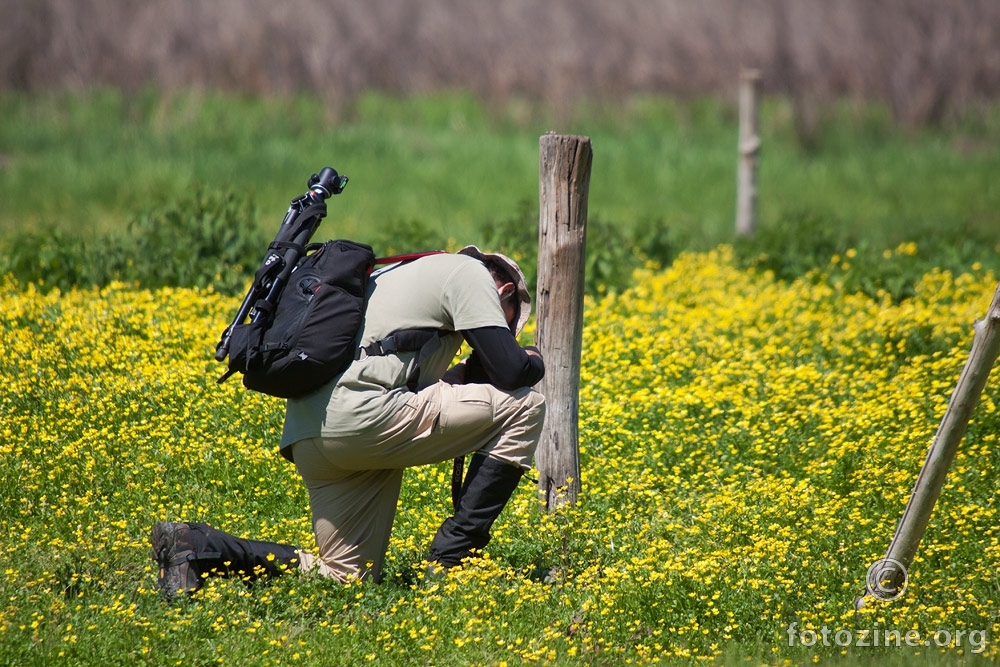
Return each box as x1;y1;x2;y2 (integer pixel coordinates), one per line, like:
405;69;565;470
290;381;545;582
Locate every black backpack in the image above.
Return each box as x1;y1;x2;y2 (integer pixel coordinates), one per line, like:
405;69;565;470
223;240;443;399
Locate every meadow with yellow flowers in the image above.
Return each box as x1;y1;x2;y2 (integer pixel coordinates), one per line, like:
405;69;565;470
3;243;1000;666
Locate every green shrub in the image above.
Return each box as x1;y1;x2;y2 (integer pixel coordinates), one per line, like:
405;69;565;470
365;218;453;259
0;226;104;289
123;187;265;292
0;187;264;293
17;183;997;308
733;211;1000;303
732;210;853;283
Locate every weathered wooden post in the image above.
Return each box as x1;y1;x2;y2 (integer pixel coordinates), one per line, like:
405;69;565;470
858;280;1000;607
535;132;591;511
736;68;761;238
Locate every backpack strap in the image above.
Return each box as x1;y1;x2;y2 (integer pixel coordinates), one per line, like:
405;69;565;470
355;328;448;393
356;328;442;360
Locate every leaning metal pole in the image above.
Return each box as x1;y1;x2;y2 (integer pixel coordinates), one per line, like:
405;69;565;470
858;280;1000;607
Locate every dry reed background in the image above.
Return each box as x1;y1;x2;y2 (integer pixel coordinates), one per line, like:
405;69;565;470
3;0;1000;132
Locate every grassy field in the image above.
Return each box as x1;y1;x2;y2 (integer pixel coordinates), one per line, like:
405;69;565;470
2;89;999;255
3;249;1000;665
3;91;1000;665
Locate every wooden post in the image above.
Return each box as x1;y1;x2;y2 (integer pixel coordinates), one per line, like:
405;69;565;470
859;281;1000;606
535;132;591;511
736;68;761;238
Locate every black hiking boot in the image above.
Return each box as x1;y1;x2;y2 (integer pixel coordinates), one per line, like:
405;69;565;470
151;521;216;598
427;455;524;572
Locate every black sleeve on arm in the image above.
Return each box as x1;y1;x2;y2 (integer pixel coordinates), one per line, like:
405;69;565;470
462;326;544;390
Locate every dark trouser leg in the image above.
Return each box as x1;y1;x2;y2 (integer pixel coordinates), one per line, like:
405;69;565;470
187;522;302;579
427;454;524;568
152;521;301;598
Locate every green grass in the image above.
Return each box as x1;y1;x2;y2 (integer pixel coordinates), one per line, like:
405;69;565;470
2;89;999;254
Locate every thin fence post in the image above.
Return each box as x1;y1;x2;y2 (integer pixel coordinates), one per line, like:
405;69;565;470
858;280;1000;607
535;132;591;511
736;68;761;238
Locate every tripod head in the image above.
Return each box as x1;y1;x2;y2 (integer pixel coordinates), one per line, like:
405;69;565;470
309;167;349;199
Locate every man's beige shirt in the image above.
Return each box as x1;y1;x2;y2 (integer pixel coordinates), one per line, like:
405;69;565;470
280;253;508;447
